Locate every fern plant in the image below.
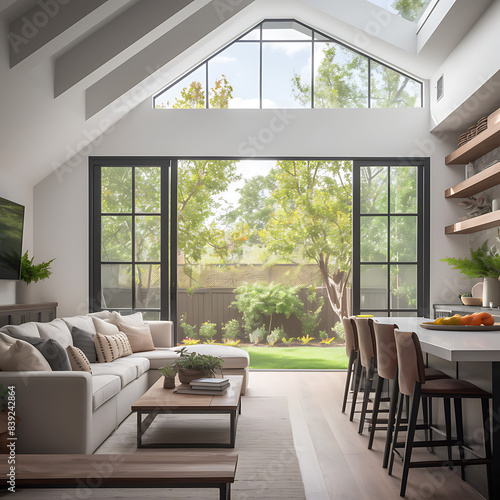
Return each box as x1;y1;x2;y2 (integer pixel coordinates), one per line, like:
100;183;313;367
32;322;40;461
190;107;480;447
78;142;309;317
441;241;500;278
20;251;54;284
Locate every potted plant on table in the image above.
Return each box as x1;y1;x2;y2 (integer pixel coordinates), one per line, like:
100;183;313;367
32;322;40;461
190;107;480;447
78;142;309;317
174;347;224;385
441;241;500;306
159;365;177;389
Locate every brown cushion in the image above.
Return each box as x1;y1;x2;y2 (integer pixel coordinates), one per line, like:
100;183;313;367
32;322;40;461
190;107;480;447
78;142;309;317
0;333;52;372
424;368;449;380
119;323;155;353
94;332;122;363
421;378;491;397
66;346;92;373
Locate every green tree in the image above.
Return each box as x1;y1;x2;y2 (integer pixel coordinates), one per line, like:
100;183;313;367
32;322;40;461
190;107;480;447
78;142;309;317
392;0;430;22
259;160;352;320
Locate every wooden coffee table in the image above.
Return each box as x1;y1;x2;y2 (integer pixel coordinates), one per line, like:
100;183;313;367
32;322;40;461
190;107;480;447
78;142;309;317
132;375;243;448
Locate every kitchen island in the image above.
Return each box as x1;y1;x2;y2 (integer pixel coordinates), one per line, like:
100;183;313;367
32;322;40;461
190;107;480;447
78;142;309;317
374;316;499;499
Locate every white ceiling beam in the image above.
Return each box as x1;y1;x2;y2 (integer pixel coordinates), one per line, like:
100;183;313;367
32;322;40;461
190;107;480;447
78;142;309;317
54;0;194;97
85;0;255;119
8;0;108;67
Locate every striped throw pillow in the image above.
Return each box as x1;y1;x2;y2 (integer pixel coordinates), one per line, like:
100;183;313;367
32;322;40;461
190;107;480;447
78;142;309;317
66;346;92;373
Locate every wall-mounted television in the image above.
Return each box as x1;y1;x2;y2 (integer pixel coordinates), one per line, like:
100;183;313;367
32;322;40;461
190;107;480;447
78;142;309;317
0;196;25;280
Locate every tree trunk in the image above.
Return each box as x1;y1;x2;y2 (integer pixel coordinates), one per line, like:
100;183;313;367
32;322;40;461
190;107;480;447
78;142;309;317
318;258;350;322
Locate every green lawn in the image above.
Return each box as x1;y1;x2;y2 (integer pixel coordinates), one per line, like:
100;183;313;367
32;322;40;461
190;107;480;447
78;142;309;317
239;346;349;369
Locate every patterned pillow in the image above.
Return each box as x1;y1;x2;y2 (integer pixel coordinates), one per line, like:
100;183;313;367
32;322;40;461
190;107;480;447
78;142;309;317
66;346;92;373
115;332;133;357
94;332;122;363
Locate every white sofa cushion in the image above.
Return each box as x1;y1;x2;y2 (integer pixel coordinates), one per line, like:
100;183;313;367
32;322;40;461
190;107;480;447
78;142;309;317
127;348;180;369
87;310;112;320
92;375;121;411
2;322;40;338
110;311;144;327
62;315;96;334
172;345;250;369
92;317;120;336
37;319;73;348
90;357;150;388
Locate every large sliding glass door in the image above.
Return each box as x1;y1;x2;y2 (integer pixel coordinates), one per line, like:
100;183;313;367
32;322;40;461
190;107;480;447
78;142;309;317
89;158;176;321
352;160;429;317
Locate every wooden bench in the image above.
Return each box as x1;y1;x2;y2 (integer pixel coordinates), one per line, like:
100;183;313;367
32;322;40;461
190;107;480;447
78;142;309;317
0;453;238;500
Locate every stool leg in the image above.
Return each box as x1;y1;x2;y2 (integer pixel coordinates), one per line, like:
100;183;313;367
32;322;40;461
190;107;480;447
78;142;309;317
428;397;434;452
349;356;362;422
422;397;429;443
383;374;399;469
400;387;421;498
368;374;384;449
443;397;453;464
389;391;404;476
453;398;465;480
481;398;492;500
359;359;375;434
342;350;356;413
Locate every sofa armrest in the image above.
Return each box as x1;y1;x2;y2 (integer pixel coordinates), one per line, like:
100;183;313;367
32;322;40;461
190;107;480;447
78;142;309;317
146;320;174;348
0;372;93;454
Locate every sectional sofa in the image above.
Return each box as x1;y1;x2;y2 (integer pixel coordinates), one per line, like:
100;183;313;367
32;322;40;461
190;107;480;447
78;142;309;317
0;312;249;454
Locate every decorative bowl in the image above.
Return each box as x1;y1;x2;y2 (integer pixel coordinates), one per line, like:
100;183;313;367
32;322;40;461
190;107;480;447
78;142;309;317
461;297;482;306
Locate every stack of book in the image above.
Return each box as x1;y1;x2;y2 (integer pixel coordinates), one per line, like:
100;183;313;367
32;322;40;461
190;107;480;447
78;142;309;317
174;378;230;395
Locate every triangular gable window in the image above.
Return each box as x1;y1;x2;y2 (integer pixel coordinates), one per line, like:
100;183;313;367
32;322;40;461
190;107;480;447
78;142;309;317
154;20;422;110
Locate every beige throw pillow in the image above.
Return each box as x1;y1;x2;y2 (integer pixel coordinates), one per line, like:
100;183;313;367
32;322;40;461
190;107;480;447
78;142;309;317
110;311;145;328
0;337;52;372
119;323;156;353
66;346;92;373
92;316;120;336
94;332;122;363
115;332;133;357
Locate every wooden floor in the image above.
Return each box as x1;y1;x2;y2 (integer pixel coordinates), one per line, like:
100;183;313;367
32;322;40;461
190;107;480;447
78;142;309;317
247;371;486;500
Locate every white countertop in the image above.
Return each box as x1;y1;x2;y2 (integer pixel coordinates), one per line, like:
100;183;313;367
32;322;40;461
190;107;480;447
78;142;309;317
373;317;500;362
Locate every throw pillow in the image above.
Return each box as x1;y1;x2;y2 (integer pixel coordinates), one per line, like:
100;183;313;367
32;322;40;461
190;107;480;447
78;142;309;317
110;311;144;328
94;332;122;363
5;331;71;371
119;323;155;353
87;310;112;320
0;336;52;371
71;326;98;363
92;316;120;336
66;346;92;373
115;332;133;357
36;319;73;349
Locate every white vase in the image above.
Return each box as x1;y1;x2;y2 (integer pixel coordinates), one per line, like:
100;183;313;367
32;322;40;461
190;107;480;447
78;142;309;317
483;277;500;307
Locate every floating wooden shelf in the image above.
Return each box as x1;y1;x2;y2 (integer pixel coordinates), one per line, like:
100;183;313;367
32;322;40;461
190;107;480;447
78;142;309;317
445;162;500;198
445;119;500;165
445;211;500;235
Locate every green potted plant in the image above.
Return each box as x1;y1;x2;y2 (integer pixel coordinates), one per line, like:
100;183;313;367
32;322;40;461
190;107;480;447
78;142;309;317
159;365;177;389
441;241;500;306
174;347;224;385
20;251;55;284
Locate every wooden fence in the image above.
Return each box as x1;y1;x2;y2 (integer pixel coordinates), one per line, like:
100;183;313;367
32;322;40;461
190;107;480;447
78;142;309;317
177;287;340;341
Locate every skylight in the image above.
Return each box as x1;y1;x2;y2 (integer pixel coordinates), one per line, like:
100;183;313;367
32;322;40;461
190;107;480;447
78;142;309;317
367;0;433;23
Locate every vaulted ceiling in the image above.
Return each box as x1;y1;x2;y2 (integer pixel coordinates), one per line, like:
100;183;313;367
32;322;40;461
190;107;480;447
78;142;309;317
0;0;494;186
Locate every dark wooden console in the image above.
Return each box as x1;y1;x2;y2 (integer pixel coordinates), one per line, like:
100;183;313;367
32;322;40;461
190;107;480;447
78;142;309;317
0;302;58;327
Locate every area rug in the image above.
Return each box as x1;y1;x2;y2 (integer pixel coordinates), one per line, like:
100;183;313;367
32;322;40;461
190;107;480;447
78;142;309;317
11;396;306;499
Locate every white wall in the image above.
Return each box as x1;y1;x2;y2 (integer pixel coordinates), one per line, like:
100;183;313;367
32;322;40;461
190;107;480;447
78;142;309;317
32;101;463;316
430;0;500;130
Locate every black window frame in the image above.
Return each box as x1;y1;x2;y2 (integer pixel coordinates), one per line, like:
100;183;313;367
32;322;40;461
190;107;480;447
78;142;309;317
153;19;424;110
352;158;430;317
89;157;177;327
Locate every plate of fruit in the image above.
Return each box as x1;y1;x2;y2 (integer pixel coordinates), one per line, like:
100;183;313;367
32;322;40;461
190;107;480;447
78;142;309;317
420;313;500;331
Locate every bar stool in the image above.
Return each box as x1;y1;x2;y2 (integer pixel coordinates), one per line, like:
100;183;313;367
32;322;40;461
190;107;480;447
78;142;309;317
371;322;449;468
341;316;360;416
353;317;379;434
390;331;492;498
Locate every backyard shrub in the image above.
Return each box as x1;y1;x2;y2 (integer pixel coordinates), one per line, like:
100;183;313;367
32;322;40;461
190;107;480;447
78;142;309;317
249;327;267;344
222;319;241;341
267;327;283;346
231;282;303;335
199;321;217;341
319;330;328;340
180;319;198;339
299;334;314;345
300;286;324;338
333;321;345;341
